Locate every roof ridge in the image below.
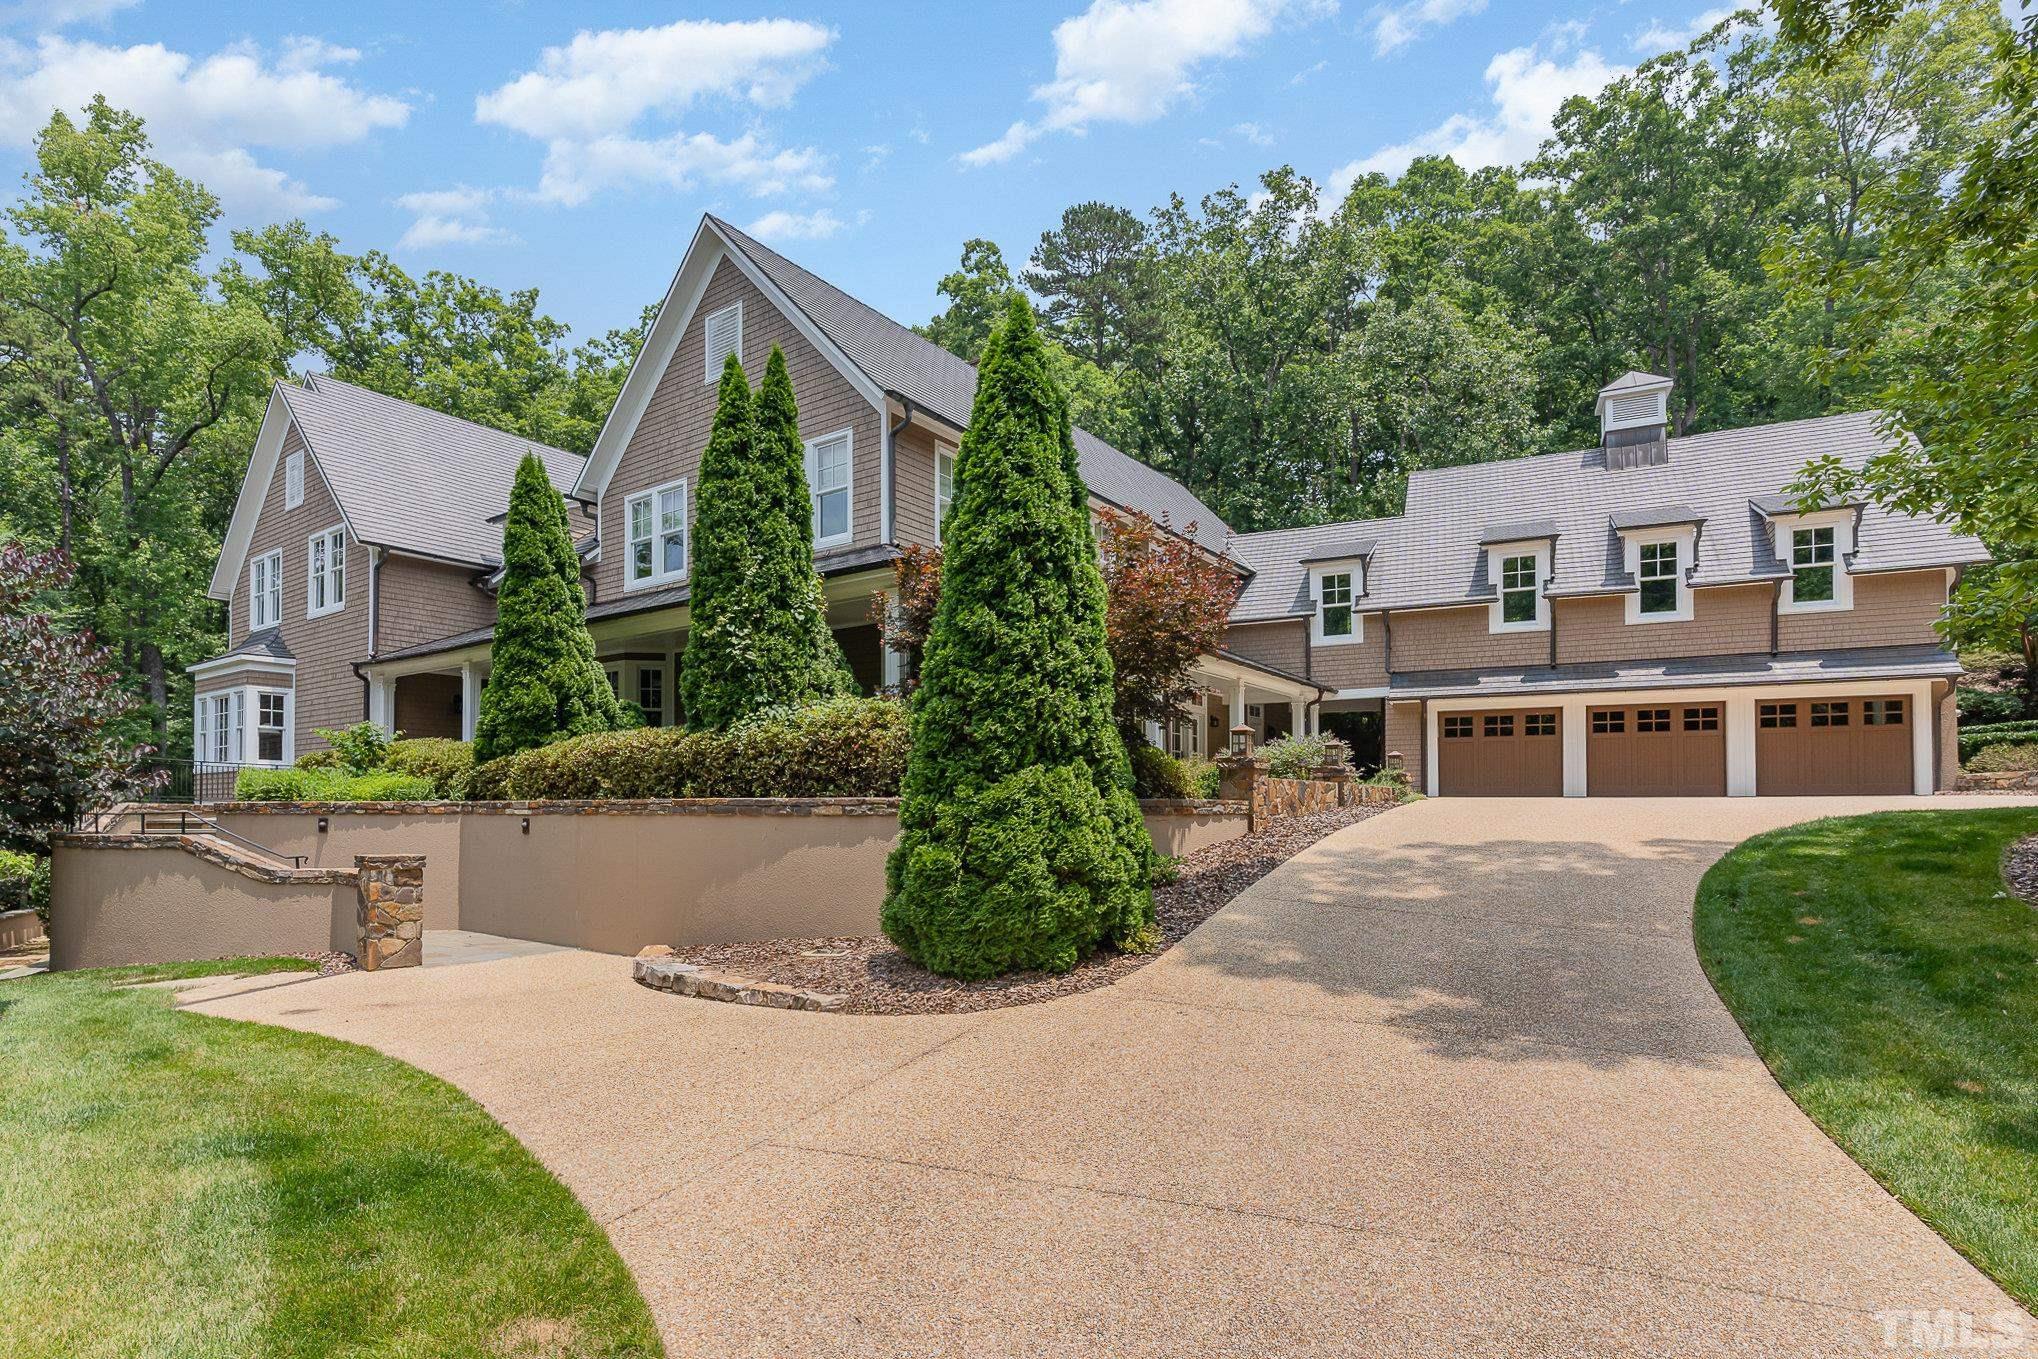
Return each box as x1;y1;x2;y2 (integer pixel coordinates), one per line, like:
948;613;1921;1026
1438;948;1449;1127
299;372;587;465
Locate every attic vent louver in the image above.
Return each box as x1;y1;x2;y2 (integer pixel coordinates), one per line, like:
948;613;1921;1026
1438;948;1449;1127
1595;371;1674;468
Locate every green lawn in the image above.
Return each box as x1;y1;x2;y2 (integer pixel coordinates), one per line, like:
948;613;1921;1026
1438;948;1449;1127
1695;809;2038;1311
0;959;662;1359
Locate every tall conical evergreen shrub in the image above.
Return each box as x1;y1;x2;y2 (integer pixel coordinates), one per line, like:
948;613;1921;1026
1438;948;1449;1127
682;348;853;730
881;296;1153;979
473;453;623;763
754;346;857;701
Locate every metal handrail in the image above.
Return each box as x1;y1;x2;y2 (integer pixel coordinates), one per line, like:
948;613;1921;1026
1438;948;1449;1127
75;807;306;869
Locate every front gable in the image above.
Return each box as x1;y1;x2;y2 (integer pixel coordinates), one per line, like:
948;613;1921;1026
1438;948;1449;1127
209;384;358;602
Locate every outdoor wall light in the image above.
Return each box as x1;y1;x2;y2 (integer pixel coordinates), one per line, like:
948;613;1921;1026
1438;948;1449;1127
1229;724;1254;757
316;816;329;834
520;816;531;835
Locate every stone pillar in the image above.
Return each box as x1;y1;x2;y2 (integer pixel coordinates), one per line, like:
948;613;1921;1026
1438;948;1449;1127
1311;762;1354;807
355;854;425;970
1215;755;1269;831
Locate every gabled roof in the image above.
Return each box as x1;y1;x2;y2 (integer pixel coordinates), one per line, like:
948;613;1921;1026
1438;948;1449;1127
577;214;1231;555
210;376;588;598
1225;514;1406;622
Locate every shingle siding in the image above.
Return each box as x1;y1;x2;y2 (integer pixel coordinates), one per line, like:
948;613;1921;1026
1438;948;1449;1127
376;556;498;655
227;426;367;751
1778;569;1945;651
594;257;881;602
1311;626;1389;690
894;421;943;548
1556;583;1772;664
1390;605;1547;673
393;672;463;740
1386;700;1425;795
1224;620;1307;674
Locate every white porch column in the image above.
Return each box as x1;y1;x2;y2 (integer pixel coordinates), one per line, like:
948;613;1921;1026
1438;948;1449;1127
1725;693;1758;796
368;673;393;735
460;663;480;742
882;642;904;690
1232;677;1248;734
1910;679;1934;795
1304;702;1318;736
1561;697;1589;796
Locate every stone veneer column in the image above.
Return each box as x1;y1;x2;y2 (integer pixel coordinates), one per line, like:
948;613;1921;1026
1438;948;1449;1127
355;854;425;970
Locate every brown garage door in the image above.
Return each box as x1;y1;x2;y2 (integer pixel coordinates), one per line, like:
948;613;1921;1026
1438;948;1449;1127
1437;708;1563;796
1587;703;1726;796
1756;696;1912;795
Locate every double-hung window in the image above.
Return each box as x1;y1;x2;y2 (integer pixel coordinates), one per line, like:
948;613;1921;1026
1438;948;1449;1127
195;691;239;764
307;526;345;617
256;691;288;763
625;479;688;588
249;550;282;631
637;666;665;728
1791;526;1836;603
1637;541;1678;615
934;442;956;540
808;430;853;548
1319;572;1354;639
1500;554;1539;625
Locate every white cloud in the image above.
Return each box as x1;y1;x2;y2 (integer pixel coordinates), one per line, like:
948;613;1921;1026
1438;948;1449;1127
0;34;407;213
392;184;517;250
1370;0;1486;57
475;18;836;212
475;17;833;141
745;208;845;242
962;0;1329;166
1631;6;1740;53
1233;120;1274;146
1329;39;1622;190
397;215;516;250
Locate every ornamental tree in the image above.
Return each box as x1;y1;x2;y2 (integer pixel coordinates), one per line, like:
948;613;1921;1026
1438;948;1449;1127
0;544;153;852
882;295;1153;979
473;453;622;763
681;348;852;731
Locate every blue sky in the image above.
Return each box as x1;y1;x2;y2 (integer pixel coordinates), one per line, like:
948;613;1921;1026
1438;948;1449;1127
0;0;1748;344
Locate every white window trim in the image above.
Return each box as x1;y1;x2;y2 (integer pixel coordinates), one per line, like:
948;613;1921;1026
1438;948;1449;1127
1309;560;1366;646
284;450;305;510
251;687;294;766
249;549;283;632
306;524;346;619
193;684;294;767
806;427;855;550
1773;509;1855;614
933;440;956;540
1622;526;1696;625
622;477;689;591
704;301;742;383
1486;541;1551;633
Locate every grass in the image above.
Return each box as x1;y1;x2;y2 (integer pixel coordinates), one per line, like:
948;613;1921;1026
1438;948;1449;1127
1695;809;2038;1312
0;958;662;1359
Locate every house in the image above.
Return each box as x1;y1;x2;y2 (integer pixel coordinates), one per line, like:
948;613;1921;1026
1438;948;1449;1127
193;217;1983;798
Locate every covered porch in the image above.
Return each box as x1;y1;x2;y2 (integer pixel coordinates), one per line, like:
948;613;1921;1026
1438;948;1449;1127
1154;652;1329;759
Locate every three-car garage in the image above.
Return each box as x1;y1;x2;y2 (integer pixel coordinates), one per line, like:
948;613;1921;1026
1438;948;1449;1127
1427;689;1925;797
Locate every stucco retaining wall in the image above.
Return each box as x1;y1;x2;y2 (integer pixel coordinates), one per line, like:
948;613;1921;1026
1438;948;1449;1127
0;908;46;951
76;798;1252;959
49;839;355;970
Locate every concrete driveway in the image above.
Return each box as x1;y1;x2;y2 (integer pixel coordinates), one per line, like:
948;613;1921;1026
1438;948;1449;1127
194;795;2037;1357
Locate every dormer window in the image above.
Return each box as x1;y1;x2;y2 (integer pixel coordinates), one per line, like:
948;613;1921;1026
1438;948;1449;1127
1303;548;1372;645
1616;521;1697;624
1500;555;1539;624
1790;527;1835;603
1638;542;1678;614
1480;530;1553;633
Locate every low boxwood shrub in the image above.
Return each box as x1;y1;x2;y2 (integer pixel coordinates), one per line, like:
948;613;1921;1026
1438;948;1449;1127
1129;744;1195;799
1260;733;1351;780
382;738;475;799
234;766;437;802
1959;720;2038;763
0;849;50;920
1967;741;2038;774
293;747;346;771
473;696;909;800
1179;756;1222;800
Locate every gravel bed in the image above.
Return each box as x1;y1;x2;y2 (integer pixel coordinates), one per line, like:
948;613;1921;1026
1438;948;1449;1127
2004;835;2038;908
299;950;359;976
660;803;1397;1015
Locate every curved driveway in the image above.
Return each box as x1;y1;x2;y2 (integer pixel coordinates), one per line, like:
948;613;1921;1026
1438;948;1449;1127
195;795;2037;1357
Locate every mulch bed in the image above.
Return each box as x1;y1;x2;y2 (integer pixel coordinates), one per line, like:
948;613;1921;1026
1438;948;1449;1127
659;803;1397;1015
2004;835;2038;908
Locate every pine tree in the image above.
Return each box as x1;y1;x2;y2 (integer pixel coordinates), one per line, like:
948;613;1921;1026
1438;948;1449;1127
473;453;622;763
882;295;1153;979
682;348;852;730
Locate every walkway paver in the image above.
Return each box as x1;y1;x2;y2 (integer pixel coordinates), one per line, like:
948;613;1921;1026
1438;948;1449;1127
194;795;2038;1357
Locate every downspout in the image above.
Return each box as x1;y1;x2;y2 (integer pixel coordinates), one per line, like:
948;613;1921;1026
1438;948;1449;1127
1770;579;1781;656
884;397;916;544
1381;611;1393;675
360;545;384;719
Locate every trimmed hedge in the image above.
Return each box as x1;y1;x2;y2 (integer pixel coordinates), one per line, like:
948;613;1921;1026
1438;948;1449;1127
234;767;437;802
1961;720;2038;763
1968;741;2038;774
381;739;475;800
468;697;909;801
1129;744;1195;799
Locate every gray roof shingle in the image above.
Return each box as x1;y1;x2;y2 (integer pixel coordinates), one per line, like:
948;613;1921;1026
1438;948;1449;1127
1231;412;1985;621
196;627;294;666
708;216;1231;554
281;375;588;567
1390;643;1961;699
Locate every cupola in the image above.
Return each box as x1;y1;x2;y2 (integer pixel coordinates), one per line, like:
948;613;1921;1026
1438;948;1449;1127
1595;371;1673;468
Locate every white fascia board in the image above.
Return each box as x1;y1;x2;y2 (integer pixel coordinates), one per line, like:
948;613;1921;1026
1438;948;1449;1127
207;386;295;600
188;654;296;680
575;219;719;502
710;222;888;414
